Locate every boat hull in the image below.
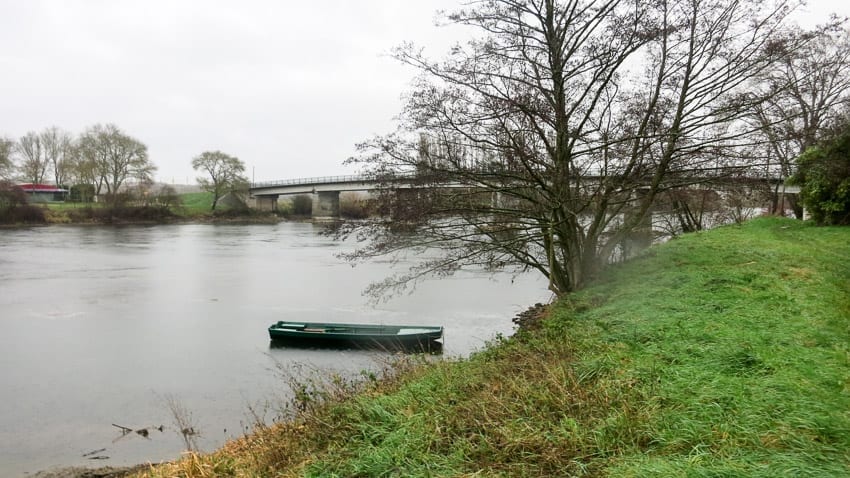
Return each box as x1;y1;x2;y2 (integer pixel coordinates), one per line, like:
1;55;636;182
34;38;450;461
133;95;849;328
268;321;443;351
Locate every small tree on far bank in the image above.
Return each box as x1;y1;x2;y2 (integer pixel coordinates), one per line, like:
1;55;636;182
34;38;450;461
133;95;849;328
191;151;248;211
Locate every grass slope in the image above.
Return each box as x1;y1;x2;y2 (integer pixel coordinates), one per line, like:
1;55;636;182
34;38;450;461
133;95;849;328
178;192;214;215
141;218;850;477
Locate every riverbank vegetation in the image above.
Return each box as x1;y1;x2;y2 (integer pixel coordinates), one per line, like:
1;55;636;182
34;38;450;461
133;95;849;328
132;217;850;477
790;124;850;225
0;187;374;226
0;187;278;226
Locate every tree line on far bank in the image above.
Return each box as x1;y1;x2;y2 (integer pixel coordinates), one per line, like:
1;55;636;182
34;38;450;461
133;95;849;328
0;123;251;223
0;124;154;202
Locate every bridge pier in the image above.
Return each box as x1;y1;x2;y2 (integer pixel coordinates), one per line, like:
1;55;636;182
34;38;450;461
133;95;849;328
251;195;279;212
312;191;340;219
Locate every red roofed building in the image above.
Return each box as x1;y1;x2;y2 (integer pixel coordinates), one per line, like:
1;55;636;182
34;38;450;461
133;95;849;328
18;183;69;202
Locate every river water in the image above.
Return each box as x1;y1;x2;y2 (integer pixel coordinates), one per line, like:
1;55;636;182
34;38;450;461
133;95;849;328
0;222;548;476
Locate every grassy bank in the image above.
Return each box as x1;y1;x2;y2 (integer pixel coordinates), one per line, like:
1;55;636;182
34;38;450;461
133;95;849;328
139;217;850;477
9;192;368;226
33;192;281;225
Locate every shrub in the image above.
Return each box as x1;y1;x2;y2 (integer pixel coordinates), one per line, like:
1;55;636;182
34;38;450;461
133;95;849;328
340;194;372;219
790;127;850;225
8;204;47;223
291;194;313;216
153;185;182;209
212;207;255;218
69;184;96;203
0;181;27;210
0;181;46;224
72;205;176;223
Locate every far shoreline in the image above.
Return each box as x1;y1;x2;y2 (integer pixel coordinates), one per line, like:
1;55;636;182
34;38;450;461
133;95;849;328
0;212;310;229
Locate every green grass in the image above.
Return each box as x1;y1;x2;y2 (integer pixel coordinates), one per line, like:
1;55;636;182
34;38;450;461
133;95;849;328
178;191;214;215
38;192;216;221
41;201;100;210
140;217;850;477
38;191;214;214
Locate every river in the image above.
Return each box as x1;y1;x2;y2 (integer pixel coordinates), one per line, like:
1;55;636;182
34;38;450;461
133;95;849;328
0;222;548;476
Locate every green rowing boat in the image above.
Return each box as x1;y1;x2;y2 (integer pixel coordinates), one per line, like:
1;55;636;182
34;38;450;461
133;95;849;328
268;321;443;346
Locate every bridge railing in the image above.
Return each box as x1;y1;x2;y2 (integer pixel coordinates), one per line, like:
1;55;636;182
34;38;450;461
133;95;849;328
250;172;417;189
251;175;370;189
250;169;789;190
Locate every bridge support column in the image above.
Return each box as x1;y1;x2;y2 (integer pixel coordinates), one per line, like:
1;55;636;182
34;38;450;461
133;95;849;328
312;191;340;219
251;195;279;212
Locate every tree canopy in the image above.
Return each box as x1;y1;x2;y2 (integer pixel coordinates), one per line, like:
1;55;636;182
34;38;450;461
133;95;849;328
16;131;48;185
74;124;155;203
40;126;72;188
191;150;248;211
342;0;813;297
751;23;850;217
790;123;850;225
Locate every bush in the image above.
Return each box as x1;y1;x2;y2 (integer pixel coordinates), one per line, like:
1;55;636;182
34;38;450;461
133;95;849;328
69;184;96;203
790;128;850;225
291;194;313;216
154;185;182;209
212;206;255;218
0;181;46;224
7;204;47;223
340;194;372;219
66;205;176;223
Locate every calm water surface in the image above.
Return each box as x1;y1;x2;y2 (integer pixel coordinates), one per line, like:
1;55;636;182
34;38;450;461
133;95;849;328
0;223;547;476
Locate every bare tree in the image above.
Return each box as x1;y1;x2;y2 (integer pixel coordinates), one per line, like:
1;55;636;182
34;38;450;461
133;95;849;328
750;23;850;217
68;136;93;191
40;126;73;188
191;150;248;210
16;131;49;185
0;136;14;180
343;0;800;297
66;137;105;196
76;124;156;203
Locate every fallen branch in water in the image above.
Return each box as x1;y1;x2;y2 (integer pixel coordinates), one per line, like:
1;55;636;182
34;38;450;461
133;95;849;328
111;423;132;435
82;448;107;457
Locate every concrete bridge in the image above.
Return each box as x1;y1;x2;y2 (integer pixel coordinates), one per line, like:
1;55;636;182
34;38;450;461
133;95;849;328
248;174;389;218
248;173;799;219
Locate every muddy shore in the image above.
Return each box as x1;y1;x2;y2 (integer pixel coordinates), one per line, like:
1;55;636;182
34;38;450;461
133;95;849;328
27;465;150;478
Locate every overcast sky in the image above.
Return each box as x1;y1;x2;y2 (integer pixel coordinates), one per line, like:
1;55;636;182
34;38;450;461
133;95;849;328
1;1;848;185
